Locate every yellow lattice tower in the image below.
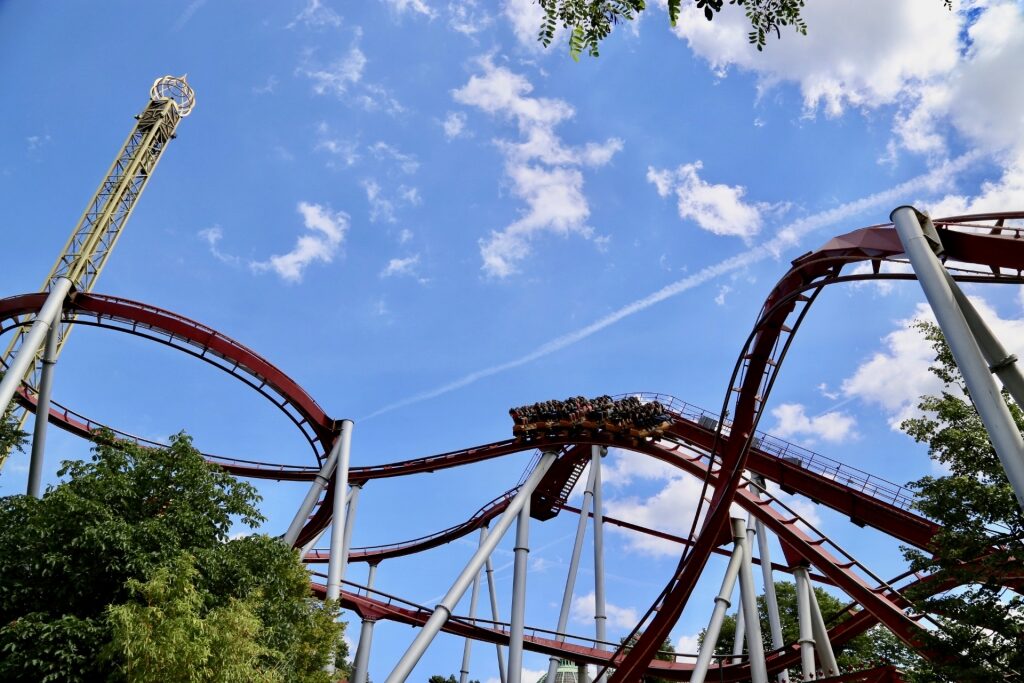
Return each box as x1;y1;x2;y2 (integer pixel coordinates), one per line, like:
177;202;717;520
0;75;195;470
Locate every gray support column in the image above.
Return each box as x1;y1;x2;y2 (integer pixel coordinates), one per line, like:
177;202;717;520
591;445;608;683
339;482;363;572
385;450;558;683
27;319;59;498
460;527;487;683
807;581;839;677
730;598;746;664
484;527;508;683
0;277;72;417
300;487;355;558
546;462;597;683
351;563;378;683
751;476;786;682
508;497;532;683
283;441;342;546
691;518;747;683
325;419;355;675
892;206;1024;511
793;566;816;680
577;662;590;683
737;519;768;683
946;272;1024;408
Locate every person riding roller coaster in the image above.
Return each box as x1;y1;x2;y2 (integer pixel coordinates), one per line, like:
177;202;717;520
509;395;672;441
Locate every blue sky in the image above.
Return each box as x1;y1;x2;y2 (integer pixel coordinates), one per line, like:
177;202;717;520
3;0;1024;680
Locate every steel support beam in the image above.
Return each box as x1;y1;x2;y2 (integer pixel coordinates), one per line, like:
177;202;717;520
325;419;355;674
460;528;487;683
484;527;508;683
546;462;597;683
946;270;1024;409
591;446;608;682
351;563;378;683
27;319;59;498
893;205;1024;512
508;498;532;683
384;450;558;683
737;515;768;683
283;438;342;546
692;518;747;683
0;277;71;419
807;579;839;677
793;566;817;680
339;482;362;571
752;476;786;682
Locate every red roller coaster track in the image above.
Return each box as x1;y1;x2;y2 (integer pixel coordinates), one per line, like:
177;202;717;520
3;211;1023;680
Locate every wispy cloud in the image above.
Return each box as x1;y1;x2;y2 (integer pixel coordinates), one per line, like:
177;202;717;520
198;226;240;265
251;202;349;282
288;0;343;29
380;254;420;278
361;151;979;420
380;0;436;19
173;0;207;31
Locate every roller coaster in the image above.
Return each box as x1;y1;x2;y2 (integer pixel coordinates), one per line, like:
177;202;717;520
4;78;1024;683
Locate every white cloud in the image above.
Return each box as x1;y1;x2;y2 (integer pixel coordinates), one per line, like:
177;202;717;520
647;162;764;241
380;254;420;278
670;1;1024;223
299;45;365;96
380;0;436;19
448;1;492;36
503;0;550;49
398;228;414;244
251;202;349;282
769;403;857;444
288;0;342;29
198;225;240;265
363;179;420;223
370;141;419;174
675;632;702;658
251;75;278;95
453;57;623;277
604;475;708;557
314;122;359;167
600;448;678;488
842;294;1024;430
670;0;959;117
26;134;51;151
714;284;732;306
571;591;639;630
443;111;468;139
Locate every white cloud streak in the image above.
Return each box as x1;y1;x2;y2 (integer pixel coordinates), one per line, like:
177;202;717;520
361;152;979;420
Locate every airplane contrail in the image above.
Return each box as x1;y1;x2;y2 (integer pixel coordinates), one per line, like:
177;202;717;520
361;152;980;421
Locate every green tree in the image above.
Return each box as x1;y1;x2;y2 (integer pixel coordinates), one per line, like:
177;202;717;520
703;580;915;676
428;676;479;683
0;432;345;682
897;322;1024;682
537;0;952;60
0;398;27;458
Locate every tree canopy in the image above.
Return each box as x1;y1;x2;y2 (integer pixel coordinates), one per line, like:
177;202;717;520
0;431;346;682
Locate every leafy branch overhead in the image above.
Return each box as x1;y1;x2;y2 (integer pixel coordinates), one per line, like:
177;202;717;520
538;0;953;60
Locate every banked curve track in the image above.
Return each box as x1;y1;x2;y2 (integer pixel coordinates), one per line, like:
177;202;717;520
3;211;1023;680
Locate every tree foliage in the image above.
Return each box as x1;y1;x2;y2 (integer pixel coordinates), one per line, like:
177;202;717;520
0;432;345;682
898;321;1024;682
619;635;675;682
703;580;915;676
